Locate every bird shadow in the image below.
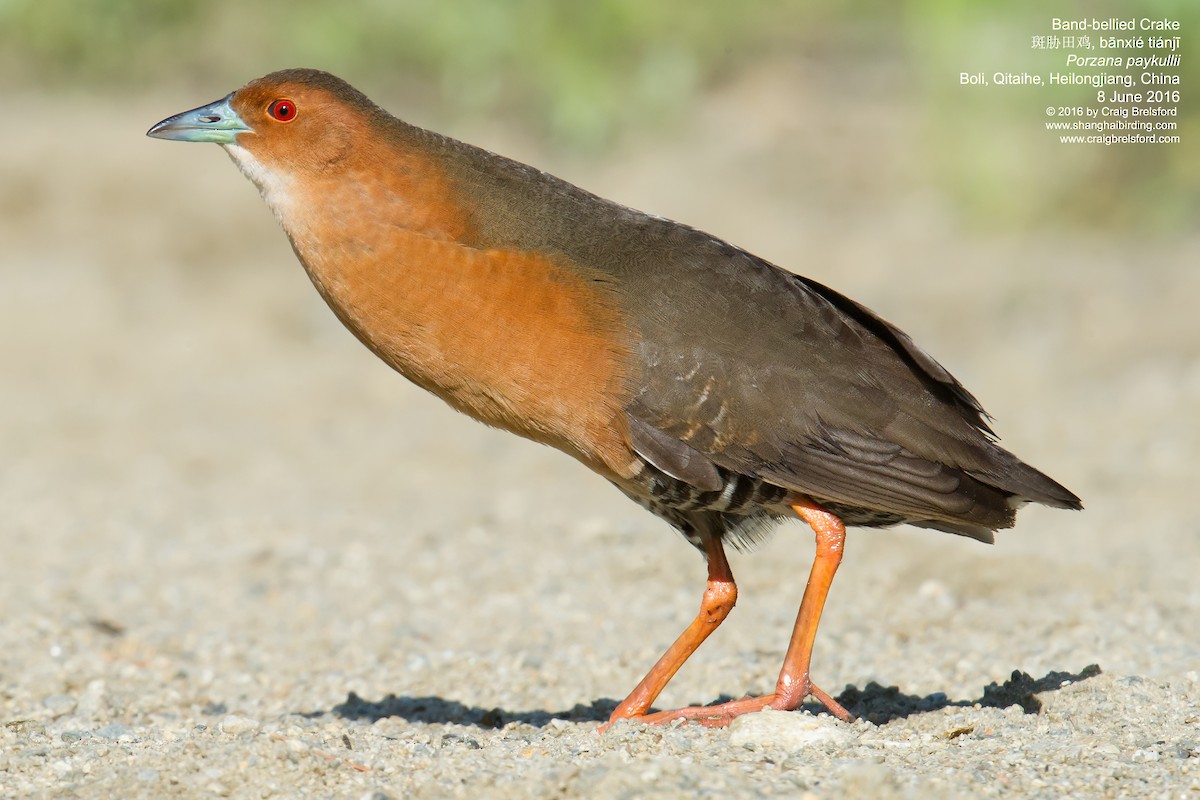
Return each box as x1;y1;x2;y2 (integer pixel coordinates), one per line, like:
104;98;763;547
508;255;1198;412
324;663;1102;729
328;693;613;728
833;663;1102;725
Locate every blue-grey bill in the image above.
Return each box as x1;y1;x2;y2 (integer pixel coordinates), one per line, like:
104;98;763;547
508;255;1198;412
146;94;251;144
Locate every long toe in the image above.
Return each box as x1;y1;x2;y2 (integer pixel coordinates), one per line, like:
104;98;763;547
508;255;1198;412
608;694;778;730
603;679;852;731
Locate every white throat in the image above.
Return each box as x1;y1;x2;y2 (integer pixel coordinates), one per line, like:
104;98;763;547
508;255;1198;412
223;143;296;225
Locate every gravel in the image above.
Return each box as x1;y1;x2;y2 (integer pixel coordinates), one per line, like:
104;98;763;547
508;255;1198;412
2;67;1198;798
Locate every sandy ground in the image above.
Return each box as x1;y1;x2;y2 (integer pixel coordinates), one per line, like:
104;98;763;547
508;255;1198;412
2;65;1198;798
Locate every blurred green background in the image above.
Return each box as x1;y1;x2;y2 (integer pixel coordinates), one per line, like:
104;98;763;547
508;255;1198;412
1;0;1195;231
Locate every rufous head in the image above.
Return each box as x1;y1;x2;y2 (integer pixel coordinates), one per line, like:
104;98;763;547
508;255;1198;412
148;69;394;199
150;69;473;244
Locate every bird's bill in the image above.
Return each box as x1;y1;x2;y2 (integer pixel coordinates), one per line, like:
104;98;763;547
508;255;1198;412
146;94;251;144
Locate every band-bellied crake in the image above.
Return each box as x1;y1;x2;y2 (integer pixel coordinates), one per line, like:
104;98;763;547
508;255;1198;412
148;69;1081;729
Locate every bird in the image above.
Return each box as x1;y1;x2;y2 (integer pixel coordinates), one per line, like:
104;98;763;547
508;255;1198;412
147;68;1081;730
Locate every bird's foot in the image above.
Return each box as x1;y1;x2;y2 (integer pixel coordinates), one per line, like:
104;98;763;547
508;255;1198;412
599;681;852;732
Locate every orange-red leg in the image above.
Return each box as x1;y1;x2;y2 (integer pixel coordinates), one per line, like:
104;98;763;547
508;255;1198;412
600;534;737;732
606;499;852;730
771;499;850;717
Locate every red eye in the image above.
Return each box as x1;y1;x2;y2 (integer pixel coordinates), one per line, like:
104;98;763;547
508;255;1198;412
268;99;297;122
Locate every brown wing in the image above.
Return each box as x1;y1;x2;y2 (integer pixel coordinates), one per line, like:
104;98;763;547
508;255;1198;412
612;227;1080;536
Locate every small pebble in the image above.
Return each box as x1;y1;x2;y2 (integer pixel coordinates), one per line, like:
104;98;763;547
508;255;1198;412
728;710;852;752
93;723;130;741
218;715;260;736
75;680;107;720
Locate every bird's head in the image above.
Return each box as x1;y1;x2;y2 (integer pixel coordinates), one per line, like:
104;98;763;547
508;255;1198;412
148;69;388;207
